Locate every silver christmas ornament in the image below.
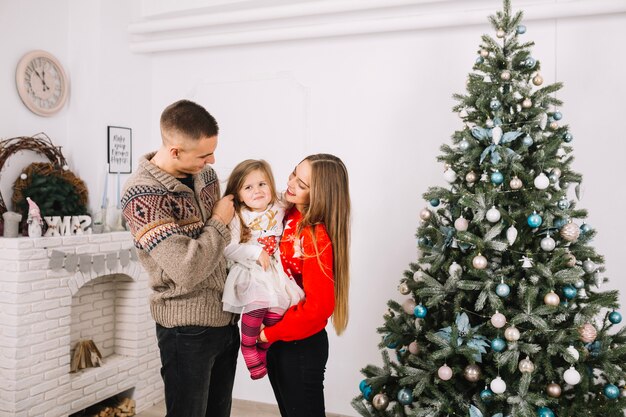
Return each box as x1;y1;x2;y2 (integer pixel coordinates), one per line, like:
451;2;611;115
540;235;556;252
459;139;470;151
448;262;462;276
413;270;424;281
420;208;432;221
372;393;390;411
443;168;457;183
472;254;488;269
544;291;560;306
582;259;597;273
509;176;523;190
464;364;482;382
546;383;562;398
518;357;535;373
574;279;584;289
552;168;562;177
504;326;520;341
560;222;580;242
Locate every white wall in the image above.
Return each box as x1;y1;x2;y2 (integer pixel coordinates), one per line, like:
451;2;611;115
1;1;626;416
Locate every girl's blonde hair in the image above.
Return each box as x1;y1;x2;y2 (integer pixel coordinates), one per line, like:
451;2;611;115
298;154;351;335
224;159;278;243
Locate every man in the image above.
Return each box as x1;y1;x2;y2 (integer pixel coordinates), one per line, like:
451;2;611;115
121;99;238;417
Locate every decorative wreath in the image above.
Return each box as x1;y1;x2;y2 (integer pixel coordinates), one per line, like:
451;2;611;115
0;133;89;234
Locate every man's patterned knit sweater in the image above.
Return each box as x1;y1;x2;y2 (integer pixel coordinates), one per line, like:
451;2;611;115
121;153;234;328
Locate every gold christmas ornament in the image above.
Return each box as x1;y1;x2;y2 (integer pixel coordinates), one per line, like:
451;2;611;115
509;176;523;190
472;254;488;269
560;222;580;242
544;291;560;306
546;383;562;398
464;364;482;382
522;98;533;108
504;326;521;341
466;171;478;183
500;71;511;81
480;49;489;58
565;252;577;267
496;28;506;38
420;208;432;221
533;74;544;86
578;323;597;343
372;393;390;411
550;121;559;130
518;357;535;373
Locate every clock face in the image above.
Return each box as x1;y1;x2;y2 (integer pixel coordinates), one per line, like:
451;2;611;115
16;50;69;117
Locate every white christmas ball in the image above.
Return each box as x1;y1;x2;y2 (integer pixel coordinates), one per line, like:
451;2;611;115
490;376;507;394
540;236;556;252
438;364;453;381
518;357;535;373
509;176;523;190
20;173;28;180
465;171;478;183
496;29;506;38
506;225;518;245
480;49;489;58
534;173;550;190
490;312;506;328
413;270;424;281
582;259;597;273
448;262;462;276
408;341;420;355
454;217;469;232
522;98;532;108
566;345;580;361
544;291;560;306
402;299;417;315
444;169;457;183
62;164;69;171
472;254;488;270
492;126;503;145
486;206;501;223
500;71;511;81
563;366;581;385
504;326;520;341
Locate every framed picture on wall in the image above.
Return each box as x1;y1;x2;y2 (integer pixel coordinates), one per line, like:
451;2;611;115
107;126;132;173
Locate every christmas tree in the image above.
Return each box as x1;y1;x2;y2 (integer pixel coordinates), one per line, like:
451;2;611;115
352;2;626;417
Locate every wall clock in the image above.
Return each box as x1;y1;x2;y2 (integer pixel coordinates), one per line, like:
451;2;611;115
15;50;69;117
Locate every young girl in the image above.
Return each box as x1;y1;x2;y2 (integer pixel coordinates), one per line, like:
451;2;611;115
259;153;351;417
222;159;304;380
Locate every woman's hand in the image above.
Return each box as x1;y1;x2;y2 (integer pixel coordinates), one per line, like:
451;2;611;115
257;250;270;271
258;329;268;343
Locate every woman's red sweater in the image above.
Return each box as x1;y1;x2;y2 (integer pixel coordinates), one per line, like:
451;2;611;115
263;206;335;343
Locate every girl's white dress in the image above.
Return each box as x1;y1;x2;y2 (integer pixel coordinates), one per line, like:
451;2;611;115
222;202;304;314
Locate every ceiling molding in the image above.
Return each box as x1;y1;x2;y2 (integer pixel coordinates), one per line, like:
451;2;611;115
128;0;626;53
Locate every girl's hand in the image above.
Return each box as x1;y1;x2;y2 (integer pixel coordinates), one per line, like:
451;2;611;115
257;250;270;271
258;329;268;343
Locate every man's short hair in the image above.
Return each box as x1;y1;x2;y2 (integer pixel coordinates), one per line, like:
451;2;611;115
160;99;219;141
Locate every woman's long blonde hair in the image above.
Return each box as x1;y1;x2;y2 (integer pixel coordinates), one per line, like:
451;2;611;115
224;159;278;243
298;154;351;335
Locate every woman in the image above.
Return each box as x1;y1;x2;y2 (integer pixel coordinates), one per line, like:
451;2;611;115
259;153;351;417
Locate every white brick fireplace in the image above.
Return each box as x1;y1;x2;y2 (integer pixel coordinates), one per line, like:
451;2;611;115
0;232;163;417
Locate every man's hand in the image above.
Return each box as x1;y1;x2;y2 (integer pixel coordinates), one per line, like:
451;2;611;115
257;249;270;271
211;194;235;225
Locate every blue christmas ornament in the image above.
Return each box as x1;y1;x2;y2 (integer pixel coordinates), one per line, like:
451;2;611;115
491;337;506;352
609;311;622;324
522;135;534;147
527;212;543;228
418;237;430;246
384;335;398;349
563;285;577;299
554;218;567;228
563;132;574;143
525;57;536;68
414;304;428;318
397;388;413;405
557;198;570;210
496;283;511;298
480;388;494;403
553;111;563;120
491;171;504;185
516;25;527;34
359;380;373;399
588;340;601;357
430;198;440;207
604;384;620;399
580;223;591;234
537;407;554;417
476;56;485;64
490;99;502;110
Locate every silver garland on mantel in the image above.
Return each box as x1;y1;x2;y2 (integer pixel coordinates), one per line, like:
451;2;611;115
48;247;138;275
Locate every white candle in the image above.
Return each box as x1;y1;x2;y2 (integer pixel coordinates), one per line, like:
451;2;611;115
116;171;121;209
101;165;109;209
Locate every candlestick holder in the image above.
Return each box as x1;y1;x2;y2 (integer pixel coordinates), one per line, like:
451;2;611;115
92;205;109;234
110;207;126;232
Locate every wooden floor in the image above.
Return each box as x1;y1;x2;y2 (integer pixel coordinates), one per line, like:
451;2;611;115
136;399;282;417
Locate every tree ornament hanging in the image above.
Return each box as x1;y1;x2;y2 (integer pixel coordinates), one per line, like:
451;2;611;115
509;176;523;190
522;135;534;146
504;326;521;341
500;71;511;81
402;299;417;314
522;98;533;108
438;364;453;381
413;304;428;318
419;208;432;221
604;384;620;400
578;323;597;343
565;252;577;266
459;139;470;151
372;393;390;410
506;225;518;245
518;357;535;373
546;383;562;398
491;337;506;352
563;285;577;299
540;234;556;251
472;254;488;269
609;311;622;324
449;261;463;276
490;311;506;328
557;198;570;210
532;74;544;86
480;387;494;403
397;388;413;405
566;345;580;361
534;172;550;189
527;212;543;228
490;376;506;394
496;28;506;38
544;291;560;306
443;168;457;183
454;216;469;231
490;171;504;185
486;206;501;223
465;171;478;184
560;222;580;242
398;282;410;295
408;341;419;355
582;259;597;273
496;282;510;298
563;366;581;385
464;364;482;382
537;407;555;417
480;49;489;58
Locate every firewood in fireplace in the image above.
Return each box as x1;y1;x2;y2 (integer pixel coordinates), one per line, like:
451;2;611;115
70;339;103;373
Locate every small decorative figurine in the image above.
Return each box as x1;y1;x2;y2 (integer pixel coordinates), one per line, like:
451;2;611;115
26;197;44;238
